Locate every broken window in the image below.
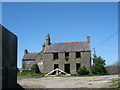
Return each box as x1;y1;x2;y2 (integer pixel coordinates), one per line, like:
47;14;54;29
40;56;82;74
76;63;81;71
54;64;59;69
53;53;58;60
76;52;81;58
65;52;69;61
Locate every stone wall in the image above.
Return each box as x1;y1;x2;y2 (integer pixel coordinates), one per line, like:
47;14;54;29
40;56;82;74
43;51;91;74
0;25;17;88
22;60;36;69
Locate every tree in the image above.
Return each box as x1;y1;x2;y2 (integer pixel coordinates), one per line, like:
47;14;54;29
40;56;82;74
77;66;90;75
91;54;107;75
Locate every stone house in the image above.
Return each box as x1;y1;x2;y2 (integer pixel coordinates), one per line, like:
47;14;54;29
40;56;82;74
22;34;91;74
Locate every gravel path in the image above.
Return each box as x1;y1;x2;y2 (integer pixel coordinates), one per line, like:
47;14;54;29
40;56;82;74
17;75;118;88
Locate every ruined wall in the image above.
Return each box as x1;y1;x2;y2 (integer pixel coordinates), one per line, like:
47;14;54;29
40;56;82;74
43;51;91;74
35;53;44;73
0;25;17;88
22;60;36;69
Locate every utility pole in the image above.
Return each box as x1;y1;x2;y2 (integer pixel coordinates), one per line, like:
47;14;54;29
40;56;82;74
93;48;96;55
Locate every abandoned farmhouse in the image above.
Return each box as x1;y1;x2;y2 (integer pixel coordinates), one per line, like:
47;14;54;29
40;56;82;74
22;34;91;74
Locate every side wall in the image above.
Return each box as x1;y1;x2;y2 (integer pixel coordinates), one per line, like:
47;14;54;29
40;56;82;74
22;60;36;69
35;53;44;73
43;51;91;74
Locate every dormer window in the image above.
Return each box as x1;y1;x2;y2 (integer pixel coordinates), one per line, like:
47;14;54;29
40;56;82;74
53;53;58;60
76;52;81;58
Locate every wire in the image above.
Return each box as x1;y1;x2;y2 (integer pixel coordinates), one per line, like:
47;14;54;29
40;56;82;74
94;31;118;48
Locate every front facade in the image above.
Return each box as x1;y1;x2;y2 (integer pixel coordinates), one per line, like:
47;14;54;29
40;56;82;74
22;34;91;74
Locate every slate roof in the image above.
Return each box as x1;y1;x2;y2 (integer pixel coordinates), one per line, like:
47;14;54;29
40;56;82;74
22;53;39;61
45;41;90;53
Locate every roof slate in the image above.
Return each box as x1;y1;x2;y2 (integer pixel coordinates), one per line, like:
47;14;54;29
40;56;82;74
22;53;38;60
45;41;90;53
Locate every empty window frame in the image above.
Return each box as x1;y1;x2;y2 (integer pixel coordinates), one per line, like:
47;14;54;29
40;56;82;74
65;52;69;60
53;53;58;60
76;52;81;58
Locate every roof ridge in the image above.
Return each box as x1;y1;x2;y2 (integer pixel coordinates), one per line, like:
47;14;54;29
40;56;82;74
52;41;88;44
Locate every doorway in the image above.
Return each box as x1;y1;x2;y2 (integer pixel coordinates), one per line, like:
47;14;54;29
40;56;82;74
64;64;70;74
54;64;59;69
76;63;81;71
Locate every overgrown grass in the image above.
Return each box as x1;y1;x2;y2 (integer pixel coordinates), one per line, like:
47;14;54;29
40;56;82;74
71;74;108;77
100;79;120;89
108;79;120;88
17;70;118;78
17;72;44;78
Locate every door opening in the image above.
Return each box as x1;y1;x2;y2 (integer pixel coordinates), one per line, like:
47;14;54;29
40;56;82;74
64;64;70;74
76;63;81;71
54;64;59;69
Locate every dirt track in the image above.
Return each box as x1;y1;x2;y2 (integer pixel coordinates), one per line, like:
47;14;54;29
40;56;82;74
17;75;118;88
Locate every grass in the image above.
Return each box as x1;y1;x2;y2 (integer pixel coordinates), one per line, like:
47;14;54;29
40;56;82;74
71;74;106;77
17;72;45;78
99;79;120;90
108;79;120;88
17;70;118;78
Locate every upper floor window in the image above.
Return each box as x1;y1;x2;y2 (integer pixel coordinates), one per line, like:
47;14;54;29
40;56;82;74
76;52;81;58
53;53;58;60
65;52;69;61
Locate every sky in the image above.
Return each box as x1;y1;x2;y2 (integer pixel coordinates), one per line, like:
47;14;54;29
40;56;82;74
2;2;118;68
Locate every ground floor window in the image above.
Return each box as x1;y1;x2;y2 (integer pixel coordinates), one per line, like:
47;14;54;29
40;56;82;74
76;63;81;71
54;64;59;69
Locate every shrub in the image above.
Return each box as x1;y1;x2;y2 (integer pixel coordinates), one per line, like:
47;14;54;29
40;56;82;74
77;66;90;75
31;64;36;73
65;56;69;61
22;69;31;73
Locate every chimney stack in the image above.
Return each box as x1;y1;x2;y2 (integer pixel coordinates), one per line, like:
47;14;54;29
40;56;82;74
46;34;51;45
87;36;90;43
24;49;28;55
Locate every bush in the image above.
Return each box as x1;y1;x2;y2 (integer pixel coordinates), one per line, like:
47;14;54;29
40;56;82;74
31;64;36;73
77;66;90;75
22;69;31;73
65;56;69;61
